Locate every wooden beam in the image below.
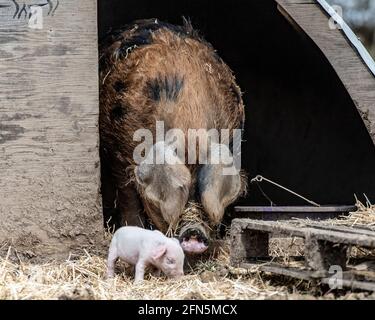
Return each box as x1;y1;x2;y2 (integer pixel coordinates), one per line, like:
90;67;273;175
0;0;102;255
232;219;375;248
234;205;357;212
275;0;375;144
233;205;355;220
241;263;375;292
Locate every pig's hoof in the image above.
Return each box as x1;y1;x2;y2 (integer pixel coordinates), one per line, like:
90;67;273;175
179;227;209;254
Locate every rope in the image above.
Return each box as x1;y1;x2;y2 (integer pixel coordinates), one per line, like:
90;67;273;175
250;175;320;207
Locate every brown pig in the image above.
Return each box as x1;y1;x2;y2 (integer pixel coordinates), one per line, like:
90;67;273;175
100;18;246;254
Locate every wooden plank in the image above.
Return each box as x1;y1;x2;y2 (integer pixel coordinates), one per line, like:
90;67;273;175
308;228;375;248
304;235;348;270
241;262;313;280
242;262;375;292
232;219;306;237
233;211;348;221
233;219;375;247
301;222;375;236
320;277;375;292
275;0;375;144
233;204;354;221
0;0;102;254
277;0;315;4
234;205;356;212
230;221;269;266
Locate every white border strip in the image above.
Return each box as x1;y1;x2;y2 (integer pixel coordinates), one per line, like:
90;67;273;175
316;0;375;77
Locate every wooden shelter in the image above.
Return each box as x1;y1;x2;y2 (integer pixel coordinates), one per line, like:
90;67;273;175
0;0;374;253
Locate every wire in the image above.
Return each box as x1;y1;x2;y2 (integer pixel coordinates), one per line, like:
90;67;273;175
250;175;320;207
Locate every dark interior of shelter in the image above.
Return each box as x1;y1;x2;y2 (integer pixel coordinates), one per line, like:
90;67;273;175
98;0;375;208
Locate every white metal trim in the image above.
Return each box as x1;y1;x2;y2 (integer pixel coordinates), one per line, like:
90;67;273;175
316;0;375;77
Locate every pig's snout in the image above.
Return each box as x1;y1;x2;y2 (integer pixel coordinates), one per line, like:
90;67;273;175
179;225;209;255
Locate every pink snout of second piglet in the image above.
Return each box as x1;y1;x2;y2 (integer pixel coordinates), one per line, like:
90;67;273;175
106;226;185;283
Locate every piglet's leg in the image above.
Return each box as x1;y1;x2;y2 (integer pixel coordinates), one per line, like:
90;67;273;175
134;261;146;283
106;246;118;278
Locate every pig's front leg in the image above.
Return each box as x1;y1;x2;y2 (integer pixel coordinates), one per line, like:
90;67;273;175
117;186;146;227
134;261;146;283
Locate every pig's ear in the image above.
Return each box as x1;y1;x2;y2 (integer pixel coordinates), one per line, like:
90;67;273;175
152;244;167;260
198;143;246;225
134;142;191;227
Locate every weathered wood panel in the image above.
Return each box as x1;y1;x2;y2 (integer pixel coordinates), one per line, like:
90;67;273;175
0;0;102;254
276;0;375;144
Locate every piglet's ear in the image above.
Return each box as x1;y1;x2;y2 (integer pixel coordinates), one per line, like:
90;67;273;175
152;244;167;260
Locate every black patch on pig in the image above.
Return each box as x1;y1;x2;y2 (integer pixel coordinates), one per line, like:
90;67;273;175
100;18;202;64
113;81;126;93
197;164;212;199
116;29;152;59
110;103;126;121
146;75;184;102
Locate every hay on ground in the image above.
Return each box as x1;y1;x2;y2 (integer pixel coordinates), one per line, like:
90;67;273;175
1;201;375;300
0;246;288;300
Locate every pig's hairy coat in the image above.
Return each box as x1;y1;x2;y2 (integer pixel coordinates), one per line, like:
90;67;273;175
100;19;246;233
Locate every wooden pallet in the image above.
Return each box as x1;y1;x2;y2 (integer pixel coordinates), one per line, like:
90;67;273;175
230;219;375;291
233;205;356;221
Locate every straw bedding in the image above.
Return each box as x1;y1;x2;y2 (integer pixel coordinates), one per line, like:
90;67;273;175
0;202;374;300
323;199;375;229
0;246;289;300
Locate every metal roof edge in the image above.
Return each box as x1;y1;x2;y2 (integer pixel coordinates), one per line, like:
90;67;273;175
316;0;375;77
